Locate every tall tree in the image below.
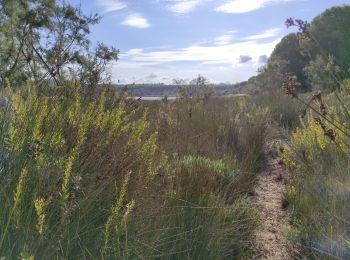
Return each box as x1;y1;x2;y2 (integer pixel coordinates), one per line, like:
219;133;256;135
309;5;350;72
265;33;310;91
0;0;118;87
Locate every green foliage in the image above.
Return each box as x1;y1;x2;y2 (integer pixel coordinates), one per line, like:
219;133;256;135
279;9;350;256
283;96;350;258
304;55;340;92
247;5;350;93
176;75;215;100
265;33;310;91
0;82;273;258
0;0;118;87
0;82;166;258
104;171;135;257
252;91;301;130
171;156;235;202
309;5;350;72
118;95;272;259
155;96;270;199
126;156;258;259
33;197;49;236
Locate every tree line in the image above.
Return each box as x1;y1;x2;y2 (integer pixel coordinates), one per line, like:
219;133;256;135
246;5;350;93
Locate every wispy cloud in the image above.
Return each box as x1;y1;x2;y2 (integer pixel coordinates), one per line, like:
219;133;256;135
167;0;202;15
216;0;292;14
96;0;127;13
121;37;280;66
126;48;145;55
121;14;151;29
244;27;283;40
214;31;237;45
113;35;281;83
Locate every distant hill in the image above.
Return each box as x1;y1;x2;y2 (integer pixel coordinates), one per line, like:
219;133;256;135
114;82;247;97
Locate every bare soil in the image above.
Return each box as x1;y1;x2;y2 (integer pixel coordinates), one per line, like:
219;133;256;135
253;157;296;259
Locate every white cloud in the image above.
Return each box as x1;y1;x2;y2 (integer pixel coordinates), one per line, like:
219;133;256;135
96;0;127;13
214;31;237;45
112;61;257;84
113;35;281;83
122;38;279;65
167;0;203;15
127;48;145;55
244;28;283;40
121;14;151;29
214;35;234;45
216;0;292;13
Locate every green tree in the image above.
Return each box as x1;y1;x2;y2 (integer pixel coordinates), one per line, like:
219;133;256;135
0;0;118;87
304;55;340;92
176;75;215;100
266;33;310;91
309;5;350;72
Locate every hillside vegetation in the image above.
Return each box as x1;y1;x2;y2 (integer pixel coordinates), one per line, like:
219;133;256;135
0;1;349;259
246;5;350;94
256;6;350;258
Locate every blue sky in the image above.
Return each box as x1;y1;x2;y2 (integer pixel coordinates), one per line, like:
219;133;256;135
69;0;350;84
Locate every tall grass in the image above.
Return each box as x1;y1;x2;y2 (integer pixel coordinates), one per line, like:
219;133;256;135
155;97;269;172
252;91;301;130
0;83;270;258
126;156;258;259
119;96;270;258
279;17;350;258
283;82;350;259
0;82;166;258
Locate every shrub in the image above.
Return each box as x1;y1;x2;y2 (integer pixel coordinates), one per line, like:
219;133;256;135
0;82;166;258
304;55;340;92
0;83;269;258
283;104;350;258
176;75;215;100
125;156;258;259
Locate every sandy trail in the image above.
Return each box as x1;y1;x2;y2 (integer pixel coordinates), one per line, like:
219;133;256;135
253;157;296;259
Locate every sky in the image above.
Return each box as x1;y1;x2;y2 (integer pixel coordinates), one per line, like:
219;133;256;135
68;0;350;84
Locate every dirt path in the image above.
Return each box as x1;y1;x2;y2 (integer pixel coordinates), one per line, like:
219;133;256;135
253;157;296;259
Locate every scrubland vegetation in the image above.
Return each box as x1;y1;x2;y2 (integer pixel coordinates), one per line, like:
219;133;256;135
0;0;350;259
282;84;350;259
0;83;272;258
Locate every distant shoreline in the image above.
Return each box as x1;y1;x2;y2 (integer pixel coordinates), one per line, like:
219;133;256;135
114;81;247;97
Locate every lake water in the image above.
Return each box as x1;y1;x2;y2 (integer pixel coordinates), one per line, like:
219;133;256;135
129;96;177;101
